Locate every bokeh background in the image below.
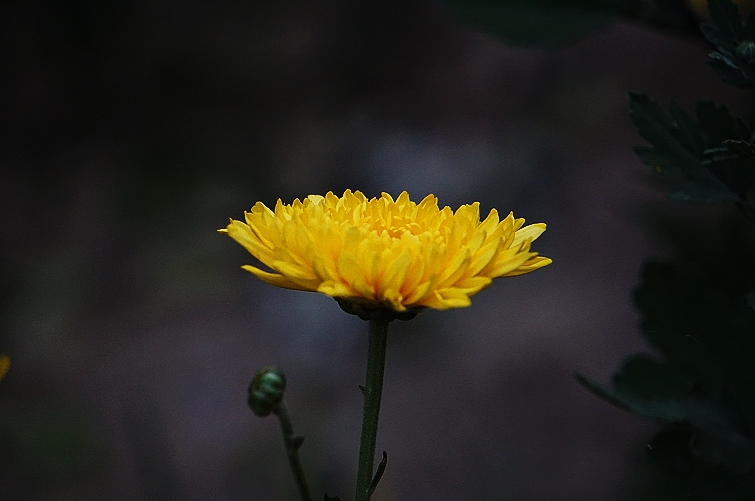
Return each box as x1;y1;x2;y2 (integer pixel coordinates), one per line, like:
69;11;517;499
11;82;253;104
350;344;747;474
1;0;753;499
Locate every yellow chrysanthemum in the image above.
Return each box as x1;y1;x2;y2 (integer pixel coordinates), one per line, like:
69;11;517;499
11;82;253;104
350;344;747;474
0;354;8;383
221;190;551;312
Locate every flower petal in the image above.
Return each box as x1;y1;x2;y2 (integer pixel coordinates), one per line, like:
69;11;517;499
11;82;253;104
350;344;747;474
241;265;314;291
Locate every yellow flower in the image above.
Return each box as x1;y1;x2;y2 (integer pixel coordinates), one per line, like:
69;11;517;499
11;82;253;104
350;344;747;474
0;354;9;382
221;190;551;312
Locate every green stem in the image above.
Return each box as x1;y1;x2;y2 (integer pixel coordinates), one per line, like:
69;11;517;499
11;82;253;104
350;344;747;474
355;318;390;501
274;402;313;501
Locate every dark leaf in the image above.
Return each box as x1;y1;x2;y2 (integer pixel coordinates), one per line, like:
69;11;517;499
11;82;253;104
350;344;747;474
703;150;755;200
635;147;685;177
636;245;755;425
707;51;755;87
440;0;619;46
630;93;753;202
690;430;755;473
576;372;750;446
644;424;755;499
667;179;737;202
629;93;746;202
695;101;749;148
611;354;696;399
580;221;755;479
707;0;746;42
702;0;755;87
668;100;705;153
701;24;733;50
746;5;755;37
578;368;755;477
629;93;700;168
724;140;755;158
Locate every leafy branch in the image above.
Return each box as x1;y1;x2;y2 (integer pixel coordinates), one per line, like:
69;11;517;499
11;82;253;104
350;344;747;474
577;0;755;499
702;0;755;87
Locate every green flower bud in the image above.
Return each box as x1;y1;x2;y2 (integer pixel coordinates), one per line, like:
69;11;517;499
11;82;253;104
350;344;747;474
248;366;286;417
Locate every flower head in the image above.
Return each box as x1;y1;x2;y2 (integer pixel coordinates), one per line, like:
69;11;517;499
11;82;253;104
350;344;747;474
221;190;551;312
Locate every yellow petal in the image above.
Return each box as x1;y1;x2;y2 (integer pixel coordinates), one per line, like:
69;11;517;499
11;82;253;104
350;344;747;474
241;265;314;291
501;256;553;276
380;251;411;295
513;223;547;246
421;288;472;310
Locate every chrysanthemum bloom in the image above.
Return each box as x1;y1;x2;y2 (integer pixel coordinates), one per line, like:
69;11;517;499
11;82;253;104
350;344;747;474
221;190;550;313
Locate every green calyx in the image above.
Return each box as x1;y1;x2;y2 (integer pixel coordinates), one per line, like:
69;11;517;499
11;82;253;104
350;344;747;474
335;297;422;322
248;366;286;417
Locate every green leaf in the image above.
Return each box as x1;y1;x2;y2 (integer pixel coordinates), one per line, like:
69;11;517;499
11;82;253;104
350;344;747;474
701;24;733;50
635;147;683;176
629;93;740;202
629;93;700;166
577;361;755;476
703;149;755;200
746;289;755;309
746;5;755;37
707;0;746;42
724;140;755;158
611;354;696;399
630;93;754;203
708;49;755;87
690;430;755;473
579;221;755;475
575;373;751;445
636;235;755;423
696;101;750;145
644;424;755;499
668;101;706;153
638;264;729;386
585;221;755;496
440;0;620;46
702;0;755;87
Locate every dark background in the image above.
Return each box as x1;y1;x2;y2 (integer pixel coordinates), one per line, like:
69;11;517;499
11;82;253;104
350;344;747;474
0;0;752;499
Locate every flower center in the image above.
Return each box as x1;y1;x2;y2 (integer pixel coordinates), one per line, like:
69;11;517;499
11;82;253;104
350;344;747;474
363;215;425;239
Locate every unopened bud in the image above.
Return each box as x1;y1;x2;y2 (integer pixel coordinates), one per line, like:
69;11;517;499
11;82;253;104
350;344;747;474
248;366;286;417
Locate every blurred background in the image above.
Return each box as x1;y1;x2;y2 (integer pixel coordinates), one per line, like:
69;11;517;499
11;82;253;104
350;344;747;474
1;0;753;499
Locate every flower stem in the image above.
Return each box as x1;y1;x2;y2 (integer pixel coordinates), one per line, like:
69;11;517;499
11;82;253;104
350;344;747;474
273;401;313;501
355;318;390;501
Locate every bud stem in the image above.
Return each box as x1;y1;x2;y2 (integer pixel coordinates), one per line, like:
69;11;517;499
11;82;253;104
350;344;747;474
355;318;390;501
274;401;313;501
